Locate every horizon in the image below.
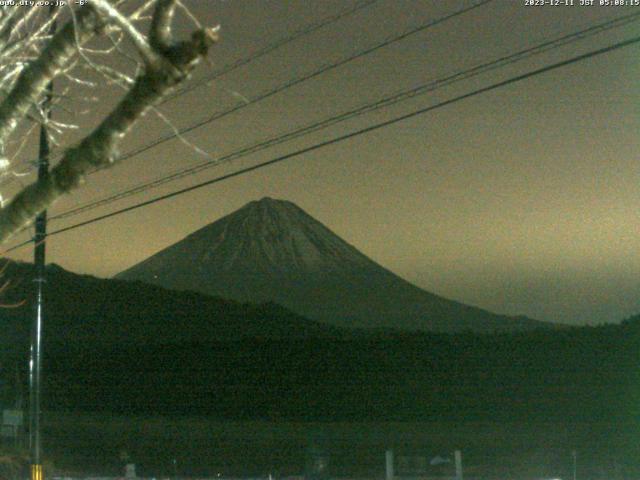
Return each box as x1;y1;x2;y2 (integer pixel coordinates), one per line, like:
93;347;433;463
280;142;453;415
3;1;639;327
11;195;637;329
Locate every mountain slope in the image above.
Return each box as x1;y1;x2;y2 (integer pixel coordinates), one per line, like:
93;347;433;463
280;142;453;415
0;261;343;353
117;197;551;333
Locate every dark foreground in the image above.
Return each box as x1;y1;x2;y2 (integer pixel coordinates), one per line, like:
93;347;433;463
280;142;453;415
37;413;639;480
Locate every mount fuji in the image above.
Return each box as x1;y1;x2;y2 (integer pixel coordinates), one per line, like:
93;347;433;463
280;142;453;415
116;197;550;333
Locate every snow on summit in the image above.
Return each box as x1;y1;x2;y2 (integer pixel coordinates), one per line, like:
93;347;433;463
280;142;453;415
117;198;551;333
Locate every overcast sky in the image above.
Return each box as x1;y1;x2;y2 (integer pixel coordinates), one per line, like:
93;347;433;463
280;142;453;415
4;0;639;326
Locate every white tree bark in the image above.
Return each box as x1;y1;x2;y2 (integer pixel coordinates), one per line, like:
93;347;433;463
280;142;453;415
0;0;218;243
0;7;102;146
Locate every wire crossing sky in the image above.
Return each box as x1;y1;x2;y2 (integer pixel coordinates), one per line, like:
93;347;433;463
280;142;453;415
48;10;640;222
4;0;640;326
5;30;639;252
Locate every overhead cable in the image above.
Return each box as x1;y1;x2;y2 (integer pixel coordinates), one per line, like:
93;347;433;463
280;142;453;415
51;10;640;221
3;33;636;255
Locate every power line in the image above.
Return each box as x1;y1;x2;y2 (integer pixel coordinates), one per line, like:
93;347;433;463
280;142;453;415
87;0;494;173
4;33;636;254
5;0;491;185
0;0;380;188
50;10;640;221
162;0;382;103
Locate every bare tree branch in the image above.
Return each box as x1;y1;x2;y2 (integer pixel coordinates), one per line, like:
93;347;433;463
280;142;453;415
0;0;218;243
90;0;162;66
0;6;103;147
150;0;178;51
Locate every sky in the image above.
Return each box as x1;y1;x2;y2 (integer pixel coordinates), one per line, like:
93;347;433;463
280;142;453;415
2;0;639;326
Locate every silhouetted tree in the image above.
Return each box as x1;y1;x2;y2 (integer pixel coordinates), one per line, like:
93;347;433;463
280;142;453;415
0;0;217;243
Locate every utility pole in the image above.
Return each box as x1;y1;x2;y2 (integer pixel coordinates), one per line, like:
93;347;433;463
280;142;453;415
30;91;50;480
30;8;55;480
454;450;463;480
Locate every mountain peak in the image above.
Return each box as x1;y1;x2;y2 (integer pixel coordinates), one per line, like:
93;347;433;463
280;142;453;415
117;198;550;333
247;196;279;207
254;196;283;204
243;197;301;216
